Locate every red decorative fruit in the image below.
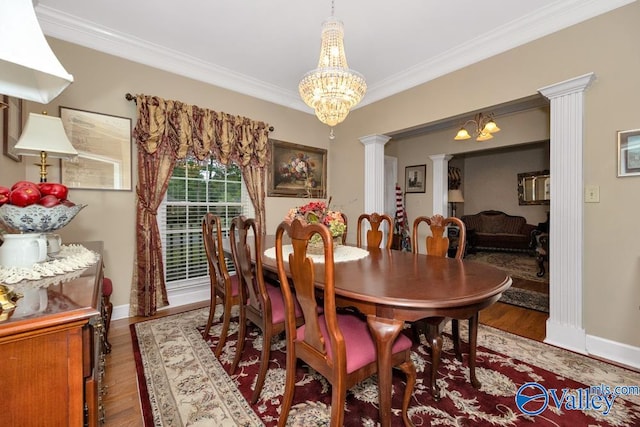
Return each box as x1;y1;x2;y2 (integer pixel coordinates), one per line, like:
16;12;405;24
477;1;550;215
11;180;39;191
38;194;61;207
38;182;68;201
0;186;10;197
9;186;41;207
0;194;8;206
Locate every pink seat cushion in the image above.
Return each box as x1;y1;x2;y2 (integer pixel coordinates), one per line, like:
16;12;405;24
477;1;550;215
103;277;113;296
266;282;302;324
229;274;240;297
297;314;412;374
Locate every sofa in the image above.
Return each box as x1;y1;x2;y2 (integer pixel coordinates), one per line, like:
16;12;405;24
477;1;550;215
460;210;536;252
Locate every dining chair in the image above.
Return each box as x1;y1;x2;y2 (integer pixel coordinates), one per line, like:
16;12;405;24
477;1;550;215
202;213;241;357
357;212;393;249
339;212;348;244
228;215;303;404
412;214;466;362
275;218;416;427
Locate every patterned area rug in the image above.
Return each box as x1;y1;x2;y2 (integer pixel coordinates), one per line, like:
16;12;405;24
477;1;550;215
465;251;549;312
132;307;640;426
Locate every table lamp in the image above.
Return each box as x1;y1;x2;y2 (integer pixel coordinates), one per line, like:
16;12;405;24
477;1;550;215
448;189;464;217
13;112;78;182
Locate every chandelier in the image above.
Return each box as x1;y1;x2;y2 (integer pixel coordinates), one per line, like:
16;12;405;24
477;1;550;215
299;1;366;132
454;113;500;142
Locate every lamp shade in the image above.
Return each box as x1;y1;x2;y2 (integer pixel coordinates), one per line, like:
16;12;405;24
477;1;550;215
0;0;74;103
448;189;465;203
14;113;78;159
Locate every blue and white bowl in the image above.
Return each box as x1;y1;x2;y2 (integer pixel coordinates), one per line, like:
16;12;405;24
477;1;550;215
0;204;86;233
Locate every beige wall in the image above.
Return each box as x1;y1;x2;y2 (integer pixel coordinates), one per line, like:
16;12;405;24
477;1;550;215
0;3;638;349
339;3;640;348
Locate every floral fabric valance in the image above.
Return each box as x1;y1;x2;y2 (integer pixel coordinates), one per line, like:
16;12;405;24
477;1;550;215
133;94;271;165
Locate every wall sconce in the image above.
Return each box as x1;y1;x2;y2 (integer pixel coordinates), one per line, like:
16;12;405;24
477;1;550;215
454;113;500;142
13;113;78;182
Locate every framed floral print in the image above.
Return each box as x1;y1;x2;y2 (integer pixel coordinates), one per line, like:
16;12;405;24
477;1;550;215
268;139;327;198
617;128;640;177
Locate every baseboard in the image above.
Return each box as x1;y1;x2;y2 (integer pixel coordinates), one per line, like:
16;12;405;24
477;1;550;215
586;334;640;371
111;284;210;321
544;318;587;354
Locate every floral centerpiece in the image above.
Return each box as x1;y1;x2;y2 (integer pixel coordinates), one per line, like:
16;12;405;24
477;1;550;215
284;200;346;253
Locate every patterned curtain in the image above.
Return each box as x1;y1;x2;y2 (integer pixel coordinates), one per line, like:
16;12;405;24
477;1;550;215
129;94;271;316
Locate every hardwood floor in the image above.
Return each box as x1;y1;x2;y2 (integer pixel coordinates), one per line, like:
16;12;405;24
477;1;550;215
102;300;546;426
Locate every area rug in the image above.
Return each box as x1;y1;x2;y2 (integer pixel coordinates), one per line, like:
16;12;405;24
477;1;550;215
465;251;547;284
132;307;640;426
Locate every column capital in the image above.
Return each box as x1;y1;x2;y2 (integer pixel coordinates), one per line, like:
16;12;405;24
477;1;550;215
539;72;595;99
359;134;391;146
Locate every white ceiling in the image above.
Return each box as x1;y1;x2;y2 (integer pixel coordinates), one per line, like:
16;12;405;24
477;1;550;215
36;0;632;115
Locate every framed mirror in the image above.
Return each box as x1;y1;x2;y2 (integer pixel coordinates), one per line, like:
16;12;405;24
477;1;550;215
518;170;550;205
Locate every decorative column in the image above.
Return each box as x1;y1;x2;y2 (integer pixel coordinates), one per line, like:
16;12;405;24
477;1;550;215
538;72;595;354
429;154;453;216
360;135;391;248
360;135;391;213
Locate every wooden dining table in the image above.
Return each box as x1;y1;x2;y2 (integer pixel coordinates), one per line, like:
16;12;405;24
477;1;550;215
253;236;512;427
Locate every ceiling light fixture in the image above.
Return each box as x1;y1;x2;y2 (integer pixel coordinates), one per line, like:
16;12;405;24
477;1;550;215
298;0;366;139
0;0;74;104
454;113;500;142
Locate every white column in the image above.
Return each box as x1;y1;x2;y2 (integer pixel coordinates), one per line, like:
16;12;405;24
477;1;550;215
538;72;595;354
360;135;391;213
429;154;453;216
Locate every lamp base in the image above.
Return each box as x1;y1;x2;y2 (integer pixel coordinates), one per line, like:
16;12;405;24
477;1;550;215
35;150;50;183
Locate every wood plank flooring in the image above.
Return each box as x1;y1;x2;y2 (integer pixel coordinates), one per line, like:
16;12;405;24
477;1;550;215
102;300;546;426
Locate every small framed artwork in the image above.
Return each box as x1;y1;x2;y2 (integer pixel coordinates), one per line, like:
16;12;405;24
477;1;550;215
405;164;426;193
268;139;327;198
617;129;640;177
59;106;132;190
2;95;23;162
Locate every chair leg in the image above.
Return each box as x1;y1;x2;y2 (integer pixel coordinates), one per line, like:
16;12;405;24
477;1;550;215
203;294;219;338
398;359;417;427
251;325;271;404
426;323;443;401
330;382;347;427
214;298;233;357
229;303;247;373
277;344;297;427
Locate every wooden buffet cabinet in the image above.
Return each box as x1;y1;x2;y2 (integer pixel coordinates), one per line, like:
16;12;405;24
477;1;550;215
0;242;106;426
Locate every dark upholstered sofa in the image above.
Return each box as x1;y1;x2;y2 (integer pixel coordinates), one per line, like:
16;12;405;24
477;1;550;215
460;210;536;252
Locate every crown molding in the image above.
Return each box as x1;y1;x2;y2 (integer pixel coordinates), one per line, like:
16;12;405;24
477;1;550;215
36;0;634;113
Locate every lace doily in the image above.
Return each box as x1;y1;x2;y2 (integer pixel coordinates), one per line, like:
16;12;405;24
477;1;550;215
263;244;369;264
0;244;99;286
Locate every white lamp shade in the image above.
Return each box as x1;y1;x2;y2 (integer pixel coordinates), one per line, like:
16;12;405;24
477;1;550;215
0;0;73;103
14;113;78;159
448;189;465;203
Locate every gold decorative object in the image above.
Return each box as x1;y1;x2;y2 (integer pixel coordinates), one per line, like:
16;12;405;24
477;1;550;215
454;113;500;142
299;0;366;134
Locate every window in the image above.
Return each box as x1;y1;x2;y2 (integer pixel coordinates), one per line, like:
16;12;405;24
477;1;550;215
158;155;253;289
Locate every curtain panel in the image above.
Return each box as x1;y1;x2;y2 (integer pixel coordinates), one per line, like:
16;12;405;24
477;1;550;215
129;94;271;316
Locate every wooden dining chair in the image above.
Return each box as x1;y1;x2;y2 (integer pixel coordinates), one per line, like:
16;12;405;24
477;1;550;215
275;218;416;427
339;212;348;244
357;212;393;249
202;213;242;357
412;214;467;364
228;216;303;404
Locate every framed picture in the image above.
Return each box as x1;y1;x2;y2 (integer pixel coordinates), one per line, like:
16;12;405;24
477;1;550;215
59;107;132;190
405;164;426;193
617;129;640;177
268;139;327;198
2;95;23;162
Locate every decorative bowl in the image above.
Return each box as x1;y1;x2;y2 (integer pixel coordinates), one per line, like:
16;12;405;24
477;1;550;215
0;204;86;233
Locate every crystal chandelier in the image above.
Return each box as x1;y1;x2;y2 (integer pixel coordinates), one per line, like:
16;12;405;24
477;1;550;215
454;113;500;142
299;1;366;132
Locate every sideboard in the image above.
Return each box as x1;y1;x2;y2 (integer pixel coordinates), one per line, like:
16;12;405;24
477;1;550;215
0;241;106;426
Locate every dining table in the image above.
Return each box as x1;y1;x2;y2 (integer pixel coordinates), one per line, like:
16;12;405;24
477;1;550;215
251;236;512;427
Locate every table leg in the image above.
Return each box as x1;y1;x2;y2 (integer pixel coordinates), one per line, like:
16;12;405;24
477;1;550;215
424;322;443;400
366;315;404;427
468;313;481;389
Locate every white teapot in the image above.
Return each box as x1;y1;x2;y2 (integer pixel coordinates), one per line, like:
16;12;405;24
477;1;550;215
0;234;47;268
